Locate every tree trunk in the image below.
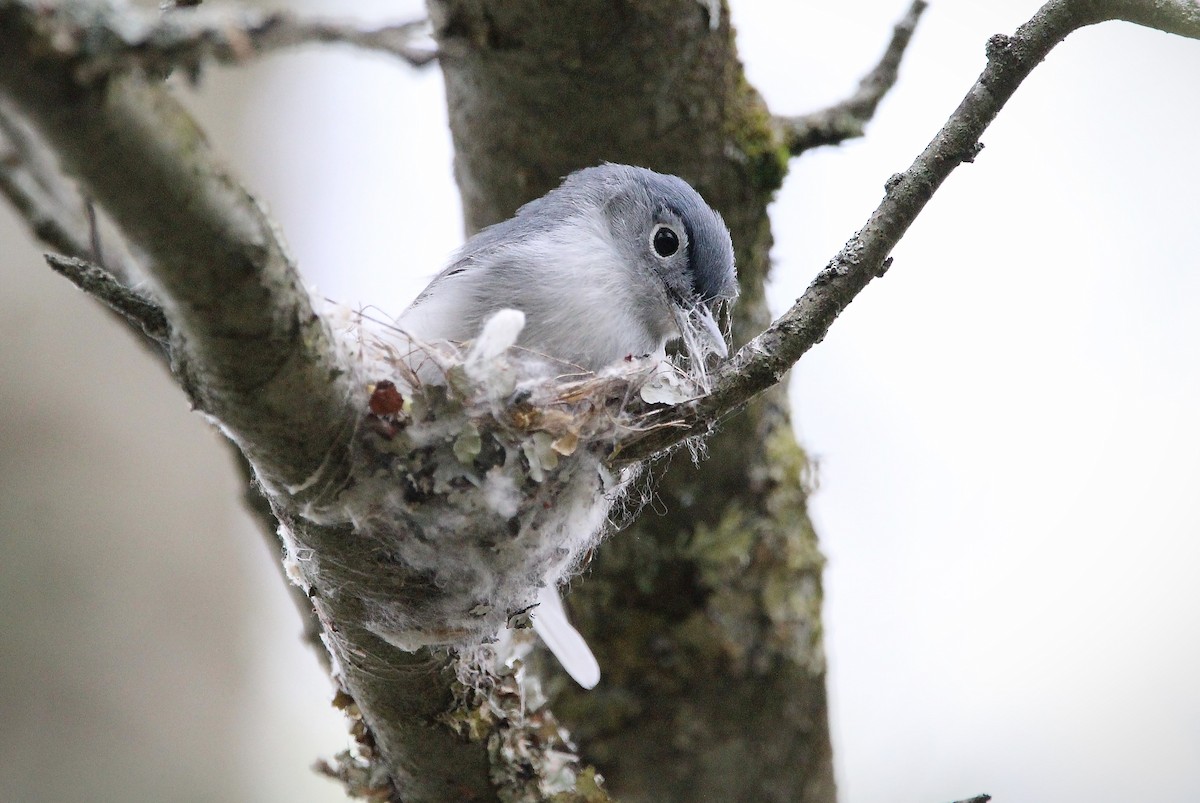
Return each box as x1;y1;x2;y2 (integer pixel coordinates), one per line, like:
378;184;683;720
430;2;835;800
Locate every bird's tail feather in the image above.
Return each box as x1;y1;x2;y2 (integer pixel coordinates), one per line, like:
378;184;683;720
533;586;600;689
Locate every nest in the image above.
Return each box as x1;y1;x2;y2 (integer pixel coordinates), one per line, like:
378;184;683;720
278;307;703;655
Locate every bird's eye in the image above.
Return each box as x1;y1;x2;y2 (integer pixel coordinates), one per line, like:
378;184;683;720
651;225;680;258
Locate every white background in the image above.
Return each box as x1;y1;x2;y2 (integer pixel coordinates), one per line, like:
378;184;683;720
3;2;1198;801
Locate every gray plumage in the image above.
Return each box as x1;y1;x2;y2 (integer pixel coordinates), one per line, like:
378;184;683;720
399;164;737;372
397;164;738;688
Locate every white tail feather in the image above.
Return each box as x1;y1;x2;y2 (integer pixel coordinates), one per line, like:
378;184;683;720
533;587;600;689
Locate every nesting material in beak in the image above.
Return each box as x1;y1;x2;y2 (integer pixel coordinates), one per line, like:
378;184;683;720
673;302;728;360
693;304;728;359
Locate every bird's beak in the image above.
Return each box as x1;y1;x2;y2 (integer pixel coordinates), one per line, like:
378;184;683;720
692;303;728;359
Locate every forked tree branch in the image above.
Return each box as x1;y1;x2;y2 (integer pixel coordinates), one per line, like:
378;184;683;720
777;0;927;155
608;0;1200;463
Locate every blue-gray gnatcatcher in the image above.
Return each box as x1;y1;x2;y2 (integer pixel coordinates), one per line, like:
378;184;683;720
400;163;737;372
399;163;738;687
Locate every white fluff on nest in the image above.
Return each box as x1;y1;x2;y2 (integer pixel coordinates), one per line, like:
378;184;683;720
278;304;704;688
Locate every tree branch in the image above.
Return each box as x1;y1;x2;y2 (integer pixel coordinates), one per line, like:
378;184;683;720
609;0;1200;463
777;0;927;155
11;3;434;85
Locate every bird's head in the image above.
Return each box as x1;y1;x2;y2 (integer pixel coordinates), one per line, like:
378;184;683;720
564;164;738;362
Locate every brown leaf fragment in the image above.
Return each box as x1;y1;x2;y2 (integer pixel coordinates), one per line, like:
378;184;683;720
550;431;579;456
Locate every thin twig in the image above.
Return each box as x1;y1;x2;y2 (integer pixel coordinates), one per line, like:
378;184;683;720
777;0;927;155
609;0;1200;463
54;6;436;82
44;255;170;345
83;198;103;265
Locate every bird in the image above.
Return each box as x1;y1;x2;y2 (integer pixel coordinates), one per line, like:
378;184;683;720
398;163;738;688
399;163;737;373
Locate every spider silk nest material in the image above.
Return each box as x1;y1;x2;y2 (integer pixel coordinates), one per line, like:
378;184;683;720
278;305;711;662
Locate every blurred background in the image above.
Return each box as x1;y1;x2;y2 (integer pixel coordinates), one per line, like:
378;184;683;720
2;1;1198;801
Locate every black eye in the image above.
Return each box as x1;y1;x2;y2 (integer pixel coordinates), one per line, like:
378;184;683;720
652;225;680;257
